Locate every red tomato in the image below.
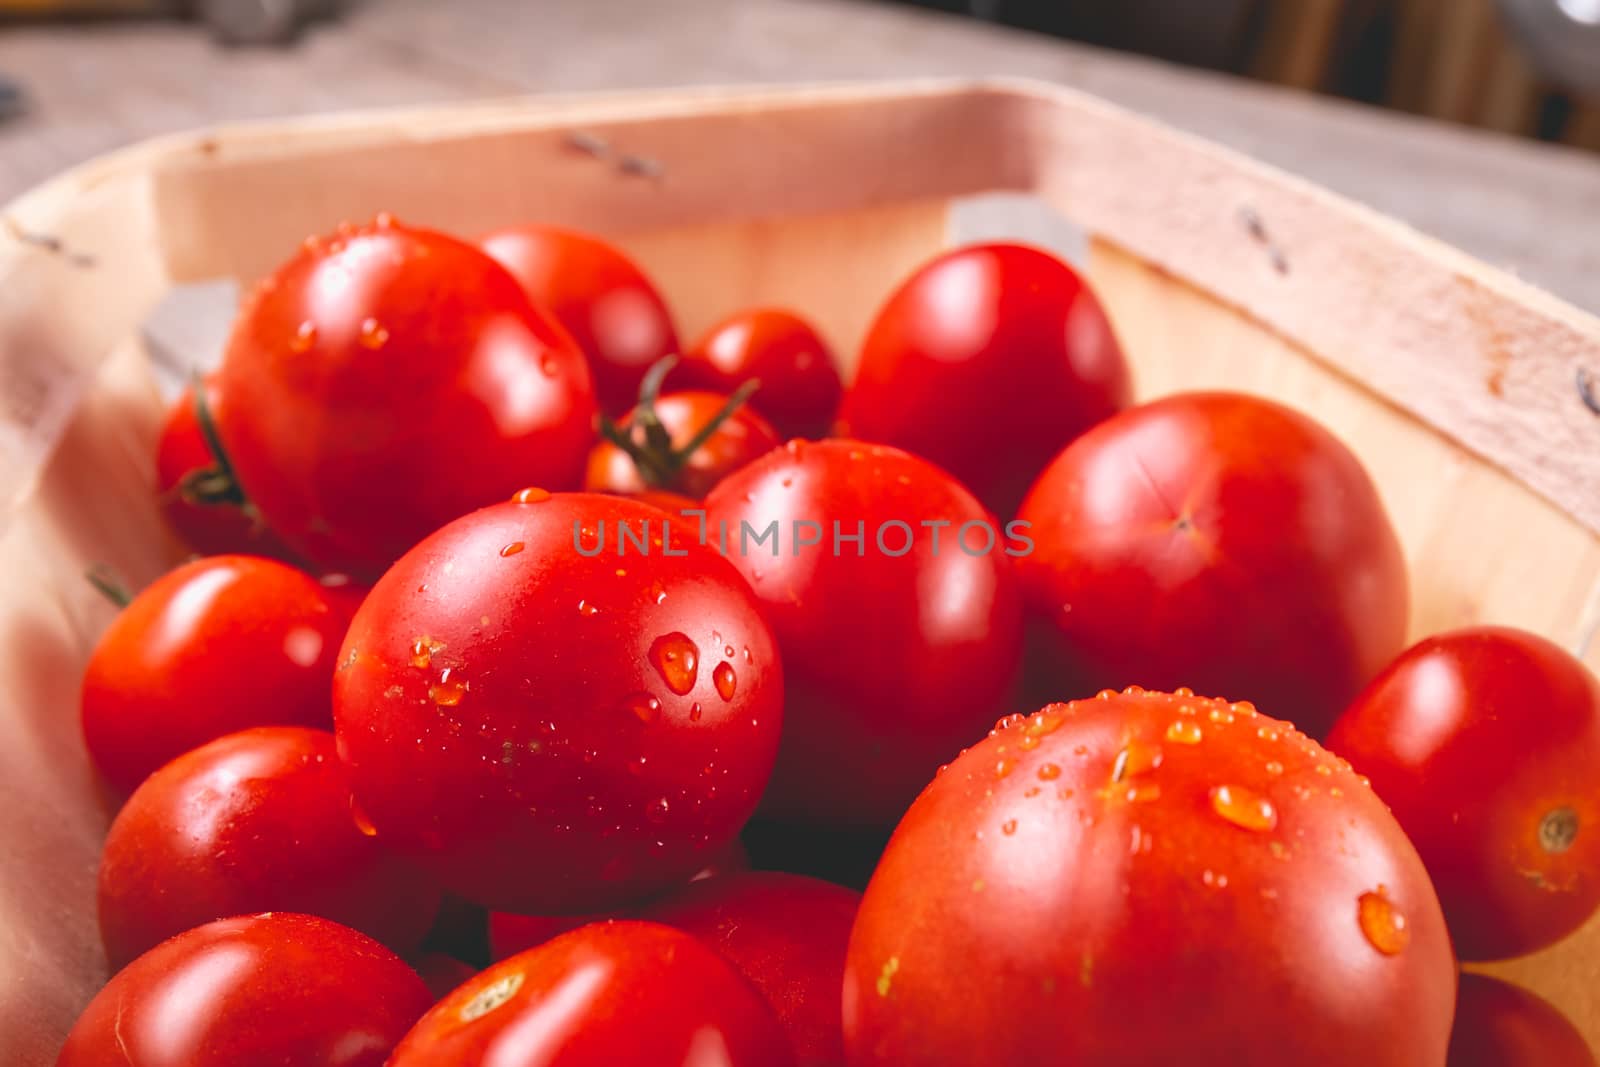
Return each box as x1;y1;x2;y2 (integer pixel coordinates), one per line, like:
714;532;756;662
332;493;783;913
388;921;795;1067
643;872;861;1066
217;216;596;578
480;224;678;414
839;243;1131;517
57;912;433;1067
630;488;701;518
587;389;781;499
98;726;440;969
704;440;1023;828
413;953;480;1002
80;555;348;796
1326;627;1600;960
670;308;843;439
1447;974;1595;1067
1016;392;1408;738
155;376;292;559
487;840;750;962
843;689;1456;1066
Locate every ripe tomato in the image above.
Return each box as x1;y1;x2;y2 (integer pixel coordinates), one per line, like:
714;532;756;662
80;555;349;796
332;492;783;913
98;726;440;969
587;388;780;500
480;224;678;414
1447;974;1595;1067
669;308;843;439
57;912;433;1067
643;872;862;1066
839;243;1131;517
217;216;596;577
1016;392;1408;738
388;921;795;1067
1326;626;1600;960
155;376;291;559
844;689;1456;1066
704;439;1023;828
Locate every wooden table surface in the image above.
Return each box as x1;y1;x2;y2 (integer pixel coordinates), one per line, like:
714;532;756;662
1;0;1597;312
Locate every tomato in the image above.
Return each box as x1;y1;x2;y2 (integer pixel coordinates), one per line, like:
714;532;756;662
80;555;349;796
388;921;795;1067
487;840;749;962
317;572;372;619
480;224;678;414
1447;974;1595;1067
413;953;480;1002
1325;626;1600;960
588;388;780;499
704;439;1023;829
1016;392;1408;739
669;308;843;439
57;912;433;1067
843;689;1456;1066
217;216;596;578
155;376;291;559
643;872;861;1066
839;243;1131;517
332;492;783;913
98;726;440;969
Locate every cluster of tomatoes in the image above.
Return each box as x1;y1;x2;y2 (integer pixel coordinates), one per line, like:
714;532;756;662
59;216;1600;1067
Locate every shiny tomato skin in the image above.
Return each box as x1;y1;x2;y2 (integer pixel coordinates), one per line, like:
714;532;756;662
98;726;440;969
585;390;781;499
670;308;843;439
643;871;862;1066
390;921;794;1067
217;217;595;578
1016;392;1408;738
703;439;1023;829
57;912;433;1067
840;243;1131;517
843;689;1456;1067
155;376;292;559
480;224;678;414
1326;627;1600;960
1447;974;1595;1067
332;493;783;914
80;555;349;796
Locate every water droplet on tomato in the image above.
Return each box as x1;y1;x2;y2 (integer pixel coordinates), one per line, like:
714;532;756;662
1038;763;1062;781
713;661;737;701
289;321;317;352
350;797;378;837
650;632;700;696
1210;784;1278;832
689;703;703;722
623;692;662;724
1111;741;1163;783
1002;819;1018;835
1265;760;1284;776
539;354;558;376
358;317;390;349
410;635;442;669
1201;869;1229;889
500;541;525;557
995;759;1015;779
1208;707;1235;725
646;797;670;824
429;675;466;707
578;600;599;616
1095;689;1115;701
1358;890;1410;955
1125;783;1161;803
1173;686;1194;697
1166;720;1203;745
1256;725;1281;742
511;487;551;504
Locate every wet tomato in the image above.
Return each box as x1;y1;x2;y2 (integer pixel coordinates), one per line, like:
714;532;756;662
155;376;290;559
1326;626;1600;960
840;243;1131;517
1016;392;1408;738
217;216;595;578
588;388;780;500
843;689;1456;1067
98;726;440;969
1447;974;1595;1067
704;440;1023;829
80;555;349;796
57;912;433;1067
332;492;782;914
480;224;678;414
670;308;843;439
643;871;861;1066
389;921;795;1067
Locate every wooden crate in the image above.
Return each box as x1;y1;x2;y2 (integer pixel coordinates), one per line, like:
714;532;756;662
1;79;1598;1063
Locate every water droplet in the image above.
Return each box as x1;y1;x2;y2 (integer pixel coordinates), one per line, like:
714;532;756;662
289;321;317;352
1037;763;1062;781
1256;726;1281;742
350;797;378;837
1095;689;1115;701
689;703;703;722
1125;783;1161;803
1111;741;1163;783
1358;890;1410;955
995;759;1015;779
895;474;911;486
1027;710;1066;736
646;797;670;824
1002;819;1018;835
713;662;737;701
578;600;599;616
1208;708;1235;725
1315;765;1333;777
500;541;525;557
1018;734;1040;751
359;317;390;349
615;568;628;578
429;673;466;707
1201;869;1229;889
1173;686;1194;698
742;647;752;664
1211;784;1278;832
511;487;551;504
723;645;736;658
410;635;443;669
649;632;700;695
1265;760;1284;776
1122;685;1145;696
539;354;558;376
628;755;648;777
623;692;662;724
1166;720;1203;745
